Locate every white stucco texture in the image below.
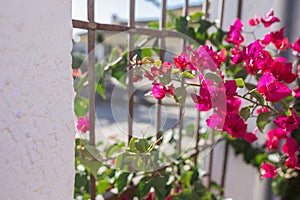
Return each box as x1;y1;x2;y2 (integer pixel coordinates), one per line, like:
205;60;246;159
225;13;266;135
0;0;74;199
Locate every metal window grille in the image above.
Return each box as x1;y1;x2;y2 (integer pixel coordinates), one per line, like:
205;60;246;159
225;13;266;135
72;0;243;199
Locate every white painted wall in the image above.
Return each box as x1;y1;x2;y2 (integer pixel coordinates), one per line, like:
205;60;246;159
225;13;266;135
0;0;74;199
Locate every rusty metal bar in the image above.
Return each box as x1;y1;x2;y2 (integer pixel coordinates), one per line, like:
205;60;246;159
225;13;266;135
218;0;225;29
87;0;96;199
155;0;167;141
220;141;229;196
237;0;243;19
202;0;210;19
178;0;189;156
127;0;135;143
72;20;181;37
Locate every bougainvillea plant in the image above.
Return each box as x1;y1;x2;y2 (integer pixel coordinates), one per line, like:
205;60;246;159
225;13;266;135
73;8;300;200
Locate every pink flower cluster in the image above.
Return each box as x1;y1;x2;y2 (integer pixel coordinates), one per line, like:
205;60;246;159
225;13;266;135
76;115;90;133
129;8;300;180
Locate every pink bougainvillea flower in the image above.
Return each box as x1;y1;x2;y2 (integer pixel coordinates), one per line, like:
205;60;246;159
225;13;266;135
285;155;299;169
274;109;300;133
206;113;224;130
166;84;175;96
161;61;173;73
227;96;242;114
240;40;273;74
248;14;260;26
244;132;258;143
282;137;298;157
260;162;277;178
223;113;247;138
226;19;245;47
188;45;224;71
230;48;243;64
266;127;287;150
173;52;193;70
224;80;237;96
77;115;90;133
145;192;155;200
289;38;300;54
261;28;288;50
270;60;296;84
151;83;167;99
261;9;280;27
191;85;212;112
257;72;291;102
293;86;300;98
256;107;270;114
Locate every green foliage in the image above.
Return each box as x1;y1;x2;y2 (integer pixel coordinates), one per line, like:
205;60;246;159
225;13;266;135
256;112;272;132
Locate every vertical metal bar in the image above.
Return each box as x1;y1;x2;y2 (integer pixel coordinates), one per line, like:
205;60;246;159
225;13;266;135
87;0;96;199
202;0;210;19
218;0;225;29
178;0;189;156
156;0;167;141
194;103;201;166
127;0;135;144
237;0;243;19
207;130;214;189
220;142;229;196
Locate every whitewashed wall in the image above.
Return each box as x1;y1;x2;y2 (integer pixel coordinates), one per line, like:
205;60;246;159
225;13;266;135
0;0;74;199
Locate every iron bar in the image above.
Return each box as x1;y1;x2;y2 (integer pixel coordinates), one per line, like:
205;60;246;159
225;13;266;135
218;0;225;29
87;0;96;199
155;0;167;141
72;20;181;37
127;0;135;143
202;0;210;19
237;0;243;19
220;141;229;196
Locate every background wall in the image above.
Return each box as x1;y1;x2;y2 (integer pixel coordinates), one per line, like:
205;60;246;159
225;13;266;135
0;0;74;199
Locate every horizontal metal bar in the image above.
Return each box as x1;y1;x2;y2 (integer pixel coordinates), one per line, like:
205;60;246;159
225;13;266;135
72;19;181;38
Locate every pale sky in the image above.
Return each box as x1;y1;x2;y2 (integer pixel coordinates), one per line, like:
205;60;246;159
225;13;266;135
72;0;202;35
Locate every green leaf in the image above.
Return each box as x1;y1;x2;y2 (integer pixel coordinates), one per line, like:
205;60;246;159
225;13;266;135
254;153;267;166
245;83;257;91
128;137;139;152
172;69;179;74
235;78;245;88
106;142;125;158
78;158;102;177
116;172;130;192
180;71;195;79
239;106;251;121
174;87;187;105
189;12;205;21
251;89;265;106
97;179;110;194
135;138;150;153
190;169;199;185
111;54;127;87
272;175;287;195
198;20;213;33
74;96;89;117
159;73;171;85
141;48;153;58
234;68;248;79
257;112;272;132
204;72;222;84
209;181;223;192
175;16;188;33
